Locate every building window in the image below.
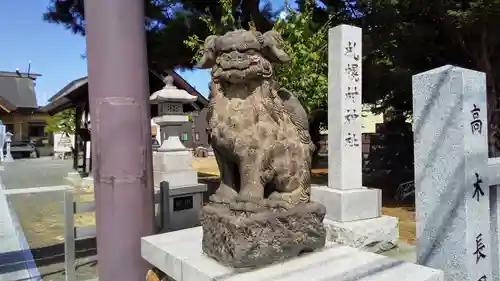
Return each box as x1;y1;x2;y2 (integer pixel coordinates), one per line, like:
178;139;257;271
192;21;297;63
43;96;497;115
5;124;14;134
28;124;46;138
195;132;200;141
181;133;189;142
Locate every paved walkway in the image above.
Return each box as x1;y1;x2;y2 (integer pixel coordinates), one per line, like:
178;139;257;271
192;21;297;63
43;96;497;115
0;176;41;281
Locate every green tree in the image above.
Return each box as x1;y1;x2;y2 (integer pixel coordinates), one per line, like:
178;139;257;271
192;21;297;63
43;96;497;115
45;108;76;135
184;1;359;165
43;0;277;71
358;0;500;152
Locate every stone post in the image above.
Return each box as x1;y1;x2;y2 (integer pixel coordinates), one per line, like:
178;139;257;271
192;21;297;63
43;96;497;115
413;66;491;281
311;24;398;252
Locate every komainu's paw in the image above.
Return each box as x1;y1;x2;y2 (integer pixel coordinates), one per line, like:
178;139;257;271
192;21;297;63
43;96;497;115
209;184;237;204
268;192;294;209
228;194;267;213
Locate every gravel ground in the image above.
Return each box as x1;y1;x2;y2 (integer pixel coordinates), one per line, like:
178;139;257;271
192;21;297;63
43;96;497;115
1;157;98;281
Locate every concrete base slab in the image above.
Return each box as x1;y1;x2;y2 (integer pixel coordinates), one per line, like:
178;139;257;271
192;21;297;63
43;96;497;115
141;227;443;281
311;185;381;222
323;216;399;253
379;242;417;263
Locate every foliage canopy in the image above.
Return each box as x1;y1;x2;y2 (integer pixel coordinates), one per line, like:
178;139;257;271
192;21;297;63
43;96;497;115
44;108;76;135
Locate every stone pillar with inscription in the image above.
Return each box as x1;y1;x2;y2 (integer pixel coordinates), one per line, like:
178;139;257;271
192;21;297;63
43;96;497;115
413;66;491;281
311;24;399;253
151;76;207;232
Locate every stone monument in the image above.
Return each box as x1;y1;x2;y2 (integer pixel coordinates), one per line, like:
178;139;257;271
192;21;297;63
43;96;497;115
413;66;492;281
151;76;207;232
4;132;14;162
196;29;326;268
311;24;398;253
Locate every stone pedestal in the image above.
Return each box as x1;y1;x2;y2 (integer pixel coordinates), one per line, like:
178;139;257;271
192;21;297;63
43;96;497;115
141;227;444;281
323;216;399;253
200;201;326;268
312;185;381;221
153;150;198;187
153;148;208;232
151;75;206;233
312;185;398;252
157;180;206;232
152;135;207;233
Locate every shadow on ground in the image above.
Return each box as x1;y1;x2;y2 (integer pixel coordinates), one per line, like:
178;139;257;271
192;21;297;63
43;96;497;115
0;237;97;280
0;237;96;273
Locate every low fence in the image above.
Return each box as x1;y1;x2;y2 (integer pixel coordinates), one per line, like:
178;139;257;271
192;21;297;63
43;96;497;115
64;190;96;281
4;181;165;281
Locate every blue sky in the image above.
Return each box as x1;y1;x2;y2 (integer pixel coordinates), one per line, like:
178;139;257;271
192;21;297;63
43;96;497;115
0;0;294;106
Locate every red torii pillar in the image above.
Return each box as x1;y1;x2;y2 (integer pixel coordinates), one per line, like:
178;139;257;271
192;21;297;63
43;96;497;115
83;0;154;280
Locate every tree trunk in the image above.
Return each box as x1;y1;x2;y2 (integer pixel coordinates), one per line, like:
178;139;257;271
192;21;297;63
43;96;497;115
475;29;500;157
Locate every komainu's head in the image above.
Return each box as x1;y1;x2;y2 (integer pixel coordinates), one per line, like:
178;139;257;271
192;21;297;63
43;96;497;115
197;29;290;84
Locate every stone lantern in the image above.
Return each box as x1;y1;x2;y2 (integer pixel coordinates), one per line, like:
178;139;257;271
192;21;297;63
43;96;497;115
4;132;14;162
150;76;197;152
150;75;207;232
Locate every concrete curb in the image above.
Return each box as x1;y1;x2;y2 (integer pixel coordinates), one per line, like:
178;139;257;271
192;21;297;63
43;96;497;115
6;197;42;280
0;177;42;280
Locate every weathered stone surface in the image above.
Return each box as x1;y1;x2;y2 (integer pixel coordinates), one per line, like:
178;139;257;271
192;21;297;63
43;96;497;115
195;29;325;268
413;66;492;280
200;201;327;268
198;29;314;207
324;216;398;253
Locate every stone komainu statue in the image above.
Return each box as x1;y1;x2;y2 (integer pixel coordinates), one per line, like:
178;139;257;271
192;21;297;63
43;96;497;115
197;29;315;207
198;29;326;268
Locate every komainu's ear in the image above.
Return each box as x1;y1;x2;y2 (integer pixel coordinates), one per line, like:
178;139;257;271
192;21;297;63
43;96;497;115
262;30;291;63
196;35;218;69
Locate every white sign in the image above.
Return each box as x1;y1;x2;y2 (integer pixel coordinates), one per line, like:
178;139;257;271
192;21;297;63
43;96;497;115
53;133;74;153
